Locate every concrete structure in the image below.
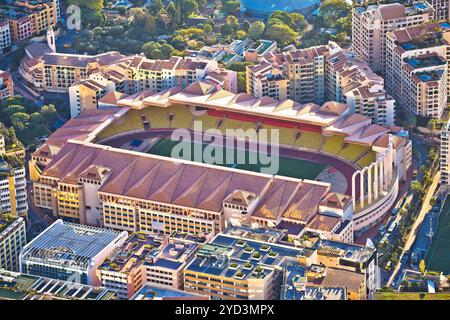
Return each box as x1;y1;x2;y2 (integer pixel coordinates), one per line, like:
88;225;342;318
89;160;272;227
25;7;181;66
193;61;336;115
385;22;450;119
246;42;395;125
29;84;411;235
0;70;14;102
184;228;377;300
0;269;117;300
441;119;450;193
0;215;26;271
192;38;277;66
352;2;433;73
427;0;450;20
0;20;12;54
0;155;28;218
19;220;128;285
97;233;199;299
2;0;59;41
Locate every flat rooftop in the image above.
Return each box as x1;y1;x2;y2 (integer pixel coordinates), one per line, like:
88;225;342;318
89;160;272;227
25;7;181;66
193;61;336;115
0;269;116;300
132;285;208;300
21;220;126;268
185;234;304;280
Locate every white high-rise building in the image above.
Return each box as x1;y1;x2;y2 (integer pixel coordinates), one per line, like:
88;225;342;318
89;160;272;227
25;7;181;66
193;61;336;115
352;2;433;73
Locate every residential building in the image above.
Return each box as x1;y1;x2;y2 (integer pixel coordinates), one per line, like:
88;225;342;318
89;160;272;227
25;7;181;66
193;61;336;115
246;61;289;101
192;38;276;66
352;2;433;73
42;52;125;92
131;284;208;300
0;136;4;155
97;233;199;299
19;220;128;285
427;0;450;20
246;42;395;125
441;119;450;192
68;74;118;118
403;55;447;118
0;155;28;218
0;269;117;300
385;22;450;118
3;0;59;41
0;214;26;271
0;20;12;54
0;70;14;102
326;49;395;125
183;228;377;300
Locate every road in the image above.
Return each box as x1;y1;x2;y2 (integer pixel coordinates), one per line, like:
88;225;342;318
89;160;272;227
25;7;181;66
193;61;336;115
387;171;441;287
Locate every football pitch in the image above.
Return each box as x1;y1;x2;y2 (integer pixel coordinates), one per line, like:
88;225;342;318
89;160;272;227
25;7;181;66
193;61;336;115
426;196;450;274
147;138;326;180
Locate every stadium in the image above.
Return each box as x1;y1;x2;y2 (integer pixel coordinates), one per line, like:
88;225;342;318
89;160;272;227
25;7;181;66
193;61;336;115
29;81;412;241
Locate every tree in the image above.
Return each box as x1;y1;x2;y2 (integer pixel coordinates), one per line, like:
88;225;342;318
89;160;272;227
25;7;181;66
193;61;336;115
220;23;233;36
144;15;156;35
242;20;251;32
10;113;30;131
419;259;426;275
40;104;57;125
236;30;246;40
151;48;164;59
141;42;160;58
248;21;265;40
265;22;297;47
411;180;424;194
150;0;164;15
226;15;239;31
203;23;213;34
182;0;198;17
237;72;246;93
221;0;240;15
161;43;175;58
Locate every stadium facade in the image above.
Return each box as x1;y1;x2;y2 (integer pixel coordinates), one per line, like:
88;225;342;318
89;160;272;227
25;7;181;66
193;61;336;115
28;82;412;241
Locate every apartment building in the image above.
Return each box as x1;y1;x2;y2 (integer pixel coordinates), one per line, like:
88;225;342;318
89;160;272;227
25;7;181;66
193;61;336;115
404;55;447;118
20;220;128;285
0;156;28;218
68;74;120;118
4;0;59;41
246;42;395;125
0;269;117;300
427;0;450;20
42;52;125;92
352;2;433;73
0;20;12;54
326;49;395;125
183;228;377;300
125;56;235;95
193;38;276;66
0;214;26;271
0;70;14;102
385;22;450;118
246;61;289;101
97;233;199;299
441;119;450;193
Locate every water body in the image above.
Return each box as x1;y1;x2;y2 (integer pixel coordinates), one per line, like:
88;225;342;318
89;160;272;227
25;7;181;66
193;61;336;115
241;0;320;13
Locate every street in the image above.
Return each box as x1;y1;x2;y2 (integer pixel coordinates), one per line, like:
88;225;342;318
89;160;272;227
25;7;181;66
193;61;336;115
387;171;441;288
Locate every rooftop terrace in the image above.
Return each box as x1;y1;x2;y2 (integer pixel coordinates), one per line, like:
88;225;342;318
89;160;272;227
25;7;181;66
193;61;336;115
0;269;116;300
99;232;199;273
415;69;445;82
405;55;447;69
